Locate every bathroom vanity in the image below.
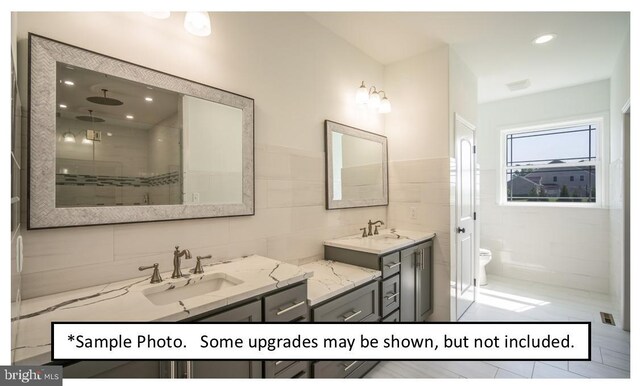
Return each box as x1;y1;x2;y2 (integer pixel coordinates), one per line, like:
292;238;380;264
12;255;384;379
324;229;436;322
11;231;432;379
12;255;312;378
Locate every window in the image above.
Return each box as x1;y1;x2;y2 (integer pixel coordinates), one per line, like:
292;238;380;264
502;119;601;205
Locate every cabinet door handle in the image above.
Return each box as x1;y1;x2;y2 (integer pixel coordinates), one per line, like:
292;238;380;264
276;300;306;316
275;360;283;366
169;361;177;378
385;262;401;269
293;370;307;378
185;361;192;378
343;361;359;372
342;310;362;321
384;292;399;300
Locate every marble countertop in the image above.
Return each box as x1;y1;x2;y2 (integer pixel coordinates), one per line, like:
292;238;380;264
324;228;436;255
12;255;312;365
301;260;381;306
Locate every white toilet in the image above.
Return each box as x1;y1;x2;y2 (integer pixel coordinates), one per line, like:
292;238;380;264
479;248;492;286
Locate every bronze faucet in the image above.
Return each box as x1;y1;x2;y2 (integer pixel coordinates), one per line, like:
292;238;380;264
368;220;385;236
171;246;192;278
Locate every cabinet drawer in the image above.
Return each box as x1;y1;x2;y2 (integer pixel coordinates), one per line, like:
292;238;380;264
196;299;262;322
312;281;378;322
382;309;399;322
264;282;308;322
380;252;401;278
313;360;365;378
265;360;310;378
380;274;400;317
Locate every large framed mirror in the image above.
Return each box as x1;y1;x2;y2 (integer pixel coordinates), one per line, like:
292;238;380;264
325;120;388;209
28;34;254;229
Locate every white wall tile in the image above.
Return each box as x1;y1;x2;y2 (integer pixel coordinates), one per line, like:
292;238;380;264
21;226;114;274
113;218;230;260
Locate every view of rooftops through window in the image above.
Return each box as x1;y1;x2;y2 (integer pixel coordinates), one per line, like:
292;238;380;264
505;123;597;203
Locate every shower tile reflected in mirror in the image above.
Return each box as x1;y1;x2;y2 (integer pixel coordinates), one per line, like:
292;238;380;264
54;63;244;208
55;63;181;207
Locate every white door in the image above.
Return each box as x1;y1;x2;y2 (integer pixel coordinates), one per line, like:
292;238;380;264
455;113;477;320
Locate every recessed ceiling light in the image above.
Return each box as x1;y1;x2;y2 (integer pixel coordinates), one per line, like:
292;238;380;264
126;115;134;120
59;104;67;109
533;34;556;45
64;80;75;86
107;132;113;137
145;97;153;102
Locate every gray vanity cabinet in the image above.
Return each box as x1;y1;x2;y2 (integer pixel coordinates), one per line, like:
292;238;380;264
190;281;309;379
263;283;310;379
310;280;380;378
400;240;433;322
190;299;263;378
312;281;379;322
325;236;434;323
62;281;308;379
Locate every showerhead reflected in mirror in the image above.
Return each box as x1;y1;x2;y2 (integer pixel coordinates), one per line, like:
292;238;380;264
55;64;182;207
54;64;244;208
325;120;388;209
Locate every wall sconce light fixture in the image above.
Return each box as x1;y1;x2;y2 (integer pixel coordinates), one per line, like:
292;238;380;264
355;81;391;113
184;12;212;37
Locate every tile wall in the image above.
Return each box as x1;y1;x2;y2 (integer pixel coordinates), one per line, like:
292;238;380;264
16;12;387;299
387;157;453;321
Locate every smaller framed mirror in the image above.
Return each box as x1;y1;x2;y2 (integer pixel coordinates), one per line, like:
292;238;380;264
325;120;388;209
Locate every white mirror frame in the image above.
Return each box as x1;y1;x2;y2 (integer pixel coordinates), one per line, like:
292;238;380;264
28;34;254;229
325;120;388;210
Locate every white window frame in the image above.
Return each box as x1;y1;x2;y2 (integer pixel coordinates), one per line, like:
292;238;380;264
499;116;607;208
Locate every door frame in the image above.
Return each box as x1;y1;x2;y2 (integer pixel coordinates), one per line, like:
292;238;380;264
452;113;478;320
622;99;630;331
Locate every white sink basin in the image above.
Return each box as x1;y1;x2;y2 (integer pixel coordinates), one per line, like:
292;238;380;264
142;272;243;306
370;233;404;240
324;229;436;254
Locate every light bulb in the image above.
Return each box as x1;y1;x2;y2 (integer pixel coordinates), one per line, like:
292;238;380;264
63;132;76;143
368;90;381;110
356;81;369;105
184;12;211;37
379;96;391;114
82;138;92;145
533;33;556;45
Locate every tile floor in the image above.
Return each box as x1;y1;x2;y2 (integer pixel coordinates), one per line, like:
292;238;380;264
366;274;630;379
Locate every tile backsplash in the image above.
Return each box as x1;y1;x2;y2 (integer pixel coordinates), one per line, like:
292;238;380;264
20;143;386;299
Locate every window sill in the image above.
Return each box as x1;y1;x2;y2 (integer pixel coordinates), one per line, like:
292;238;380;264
498;201;606;209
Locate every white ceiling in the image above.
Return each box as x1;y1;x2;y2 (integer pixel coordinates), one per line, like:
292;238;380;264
308;12;629;103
